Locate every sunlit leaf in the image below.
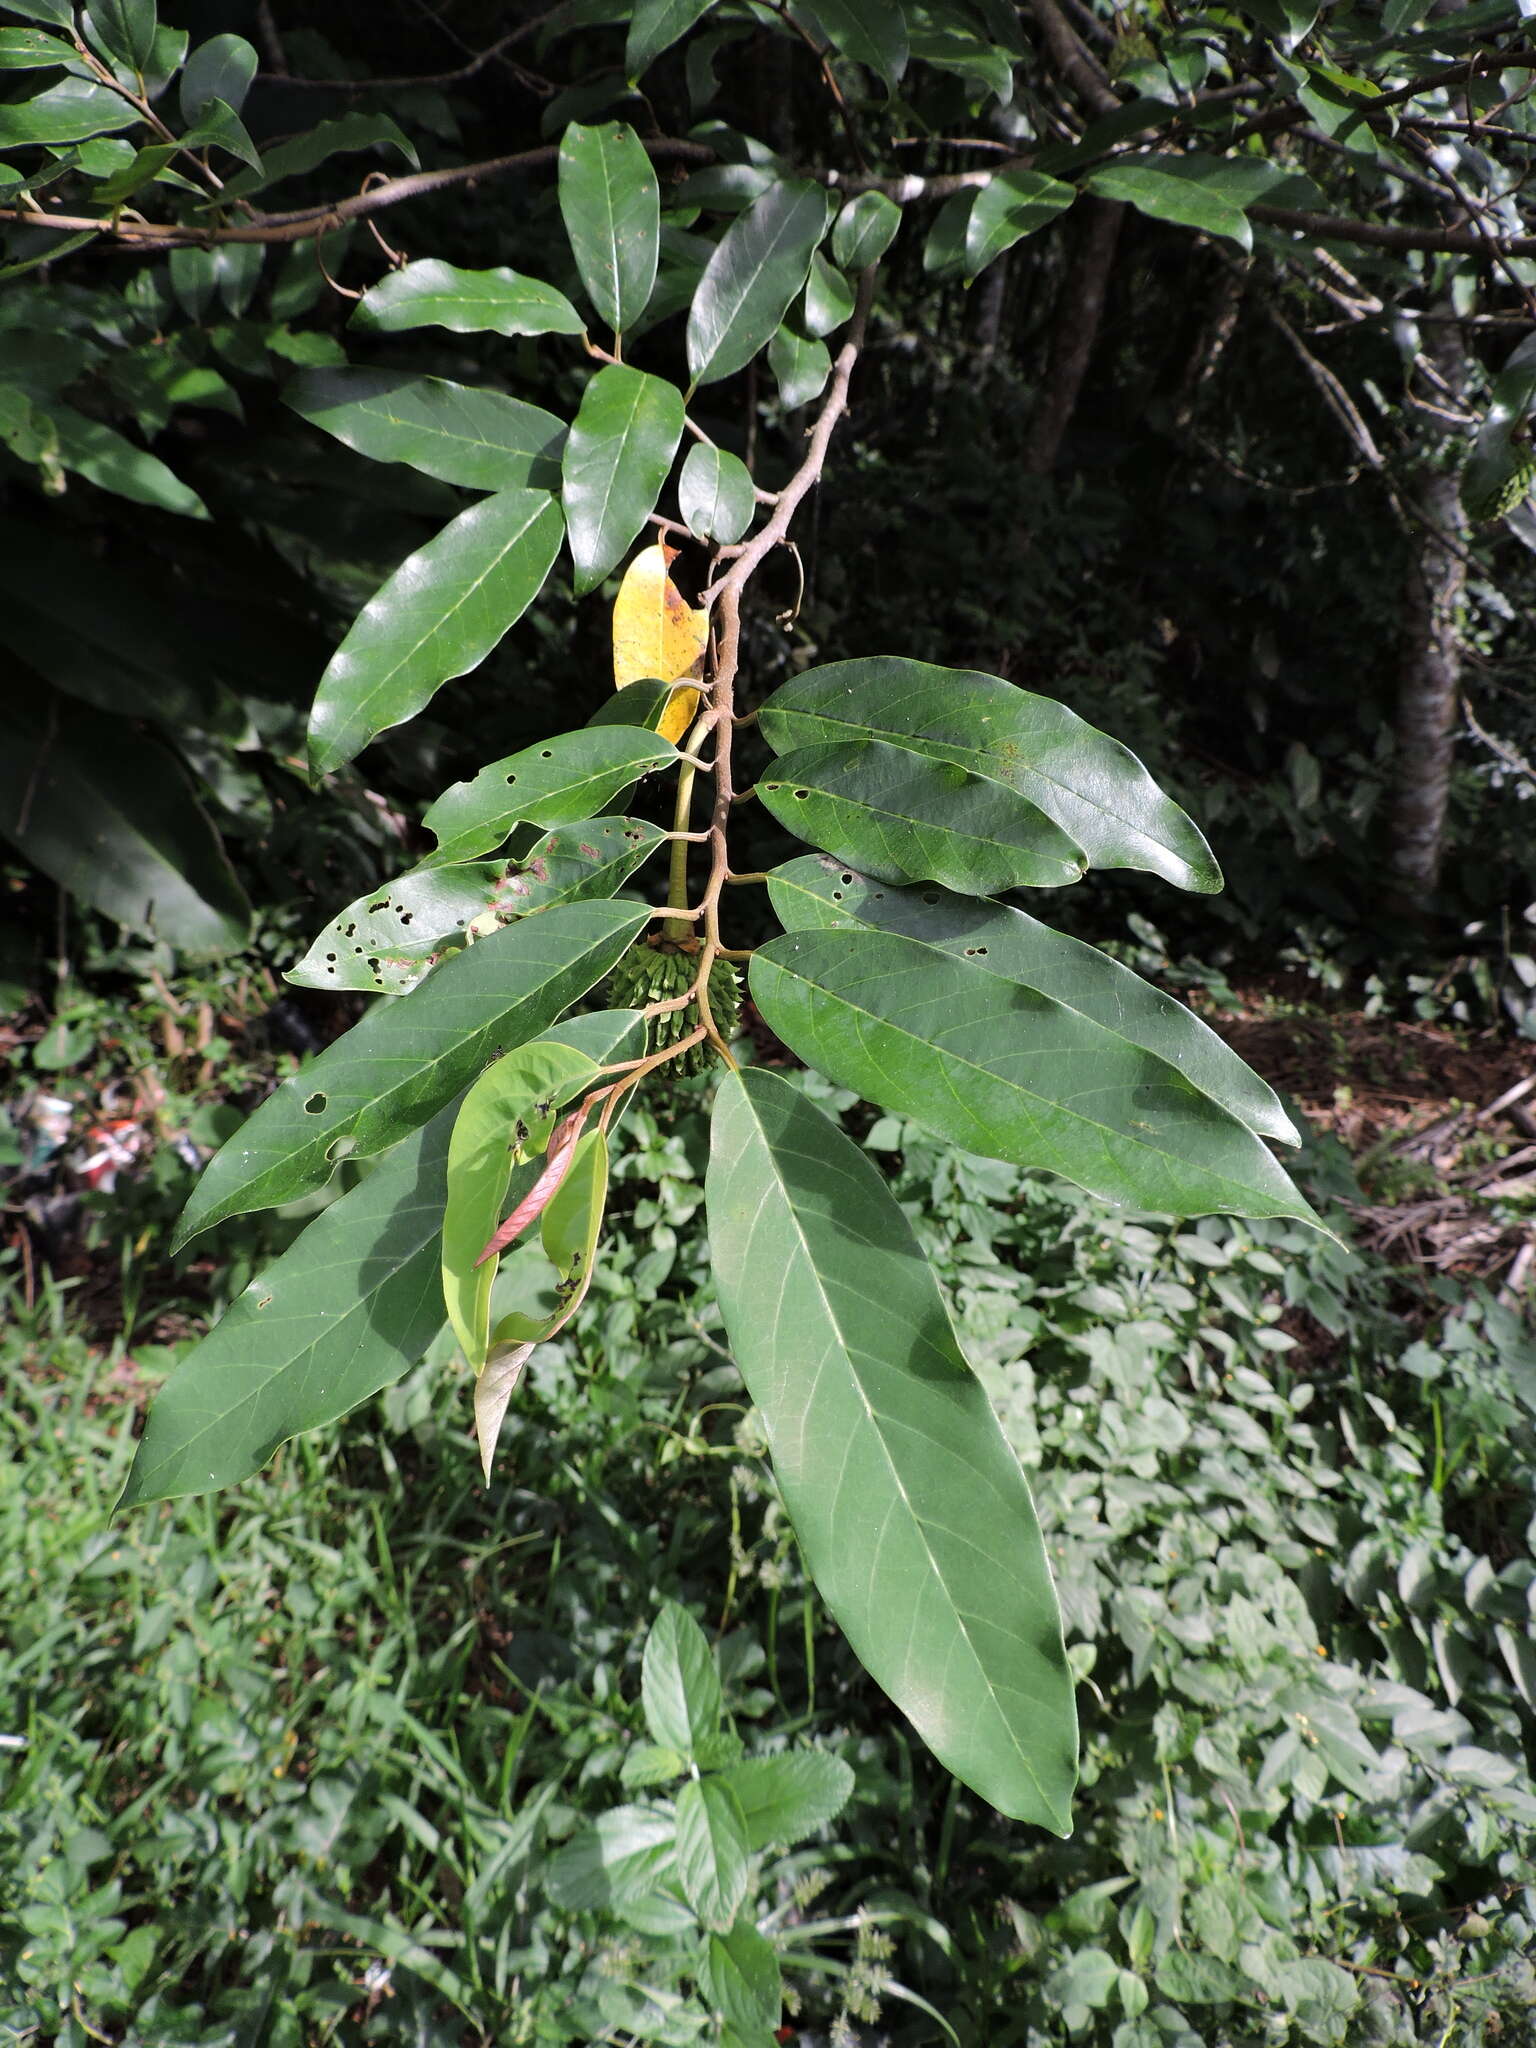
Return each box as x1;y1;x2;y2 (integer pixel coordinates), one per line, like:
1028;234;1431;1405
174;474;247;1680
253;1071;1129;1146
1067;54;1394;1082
627;0;716;78
793;0;907;84
353;257;584;339
714;1751;855;1849
965;168;1074;274
424;729;676;864
1085;154;1252;252
678;440;755;543
831;190;900;270
675;1777;751;1930
284;367;566;493
642;1604;723;1756
767;324;830;409
558;120;660;334
563;365;685;595
611;541;709;743
687;180;829;388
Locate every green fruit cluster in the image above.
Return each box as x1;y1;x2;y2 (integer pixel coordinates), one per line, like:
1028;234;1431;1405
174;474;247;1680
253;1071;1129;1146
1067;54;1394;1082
1464;442;1536;524
606;942;742;1076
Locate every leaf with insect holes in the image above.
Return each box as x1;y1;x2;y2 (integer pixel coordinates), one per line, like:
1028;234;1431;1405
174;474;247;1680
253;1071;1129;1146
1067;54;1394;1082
424;729;676;866
612;542;709;744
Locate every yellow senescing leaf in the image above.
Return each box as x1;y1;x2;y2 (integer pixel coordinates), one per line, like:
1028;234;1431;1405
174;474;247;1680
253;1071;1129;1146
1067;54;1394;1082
612;541;708;745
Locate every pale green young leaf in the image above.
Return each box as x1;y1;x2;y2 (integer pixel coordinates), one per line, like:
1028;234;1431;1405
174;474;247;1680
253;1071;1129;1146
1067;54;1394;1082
288;817;665;997
749;930;1325;1226
714;1751;855;1849
424;730;676;864
759;739;1085;893
831;190;900;270
769;856;1298;1145
558;120;660;334
627;0;716;78
307;489;564;777
174;900;649;1246
353;257;584;339
759;656;1222;892
284;367;566;494
678;440;755;542
706;1068;1078;1828
687;180;830;388
767;325;830;410
119;1101;460;1509
545;1807;677;1910
965;168;1075;274
642;1603;723;1756
562;364;685;594
675;1778;751;1931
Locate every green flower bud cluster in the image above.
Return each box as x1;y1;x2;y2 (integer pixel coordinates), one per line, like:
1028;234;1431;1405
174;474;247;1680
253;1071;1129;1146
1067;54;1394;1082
1464;441;1536;524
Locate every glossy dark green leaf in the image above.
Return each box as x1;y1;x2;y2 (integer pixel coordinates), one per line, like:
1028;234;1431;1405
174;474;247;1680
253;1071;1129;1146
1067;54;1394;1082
675;1778;750;1931
749;931;1324;1226
558;120;660;335
288;817;665;996
284;368;566;494
795;0;907;84
642;1604;723;1756
0;689;250;953
678;441;755;542
87;0;156;69
802;250;854;337
965;168;1075;274
627;0;716;78
705;1923;782;2036
179;32;256;121
0;27;75;66
907;13;1014;99
922;189;974;276
220;111;416;200
831;190;900;270
769;856;1299;1145
587;679;674;732
88;139;179;205
759;657;1222;892
687;180;830;388
181;97;261;171
174;900;649;1247
562;365;685;595
308;489;564;777
707;1068;1077;1828
424;730;676;864
767;325;830;410
0;78;137;144
1085;155;1252;252
714;1752;855;1850
353;258;584;339
759;740;1085;893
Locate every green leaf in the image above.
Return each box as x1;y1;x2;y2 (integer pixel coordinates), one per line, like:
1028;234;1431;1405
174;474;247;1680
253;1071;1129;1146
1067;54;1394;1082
687;179;830;388
922;189;974;276
769;856;1298;1145
119;1102;460;1509
288;817;665;996
707;1068;1077;1828
424;729;676;864
641;1603;723;1756
0;28;77;67
679;440;755;542
546;1806;677;1910
759;657;1222;892
558;120;660;335
965;168;1075;275
906;14;1015;100
87;0;156;70
308;489;564;777
562;364;685;595
44;403;208;517
705;1922;782;2036
284;367;566;494
182;96;261;172
1463;332;1536;524
768;325;830;410
714;1751;855;1849
353;257;584;340
0;78;137;145
831;190;900;271
627;0;717;78
802;250;854;337
749;931;1324;1225
675;1778;750;1931
220;111;416;200
0;1;72;27
0;688;250;953
587;679;675;732
173;899;649;1247
179;32;256;121
759;740;1086;893
795;0;907;84
1085;155;1252;252
89;140;180;205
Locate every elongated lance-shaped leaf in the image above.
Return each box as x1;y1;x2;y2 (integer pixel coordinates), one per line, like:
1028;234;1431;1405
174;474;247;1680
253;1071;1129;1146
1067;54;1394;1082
558;120;660;335
769;856;1298;1146
707;1068;1078;1828
174;899;649;1247
288;817;665;997
424;728;676;865
750;930;1325;1227
965;168;1075;275
626;0;715;78
687;180;830;389
308;489;564;777
352;257;584;338
759;657;1221;893
1084;155;1252;252
793;0;908;84
284;368;566;494
760;739;1085;894
562;365;685;595
119;1100;460;1509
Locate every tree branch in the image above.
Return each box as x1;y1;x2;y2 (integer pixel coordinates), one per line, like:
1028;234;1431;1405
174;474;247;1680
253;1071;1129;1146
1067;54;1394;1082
1250;203;1536;257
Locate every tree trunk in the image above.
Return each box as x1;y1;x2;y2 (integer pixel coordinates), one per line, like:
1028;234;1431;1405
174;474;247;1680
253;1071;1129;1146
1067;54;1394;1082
1020;197;1123;477
1386;318;1468;908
